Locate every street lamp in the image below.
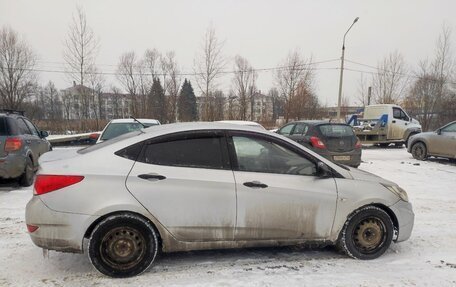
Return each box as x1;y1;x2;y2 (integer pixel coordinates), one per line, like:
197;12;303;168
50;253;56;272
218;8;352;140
337;17;359;121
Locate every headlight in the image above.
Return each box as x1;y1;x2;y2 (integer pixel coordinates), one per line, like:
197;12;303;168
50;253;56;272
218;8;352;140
381;183;409;202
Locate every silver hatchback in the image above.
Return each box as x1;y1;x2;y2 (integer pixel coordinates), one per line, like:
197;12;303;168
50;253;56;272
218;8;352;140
26;123;414;277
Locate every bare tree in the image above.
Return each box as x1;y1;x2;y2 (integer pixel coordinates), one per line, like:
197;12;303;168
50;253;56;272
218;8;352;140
63;6;99;86
0;26;37;110
356;74;369;106
162;51;181;122
87;66;105;128
116;51;140;116
275;50;314;122
194;25;225;121
371;51;409;104
232;55;257;120
404;25;454;130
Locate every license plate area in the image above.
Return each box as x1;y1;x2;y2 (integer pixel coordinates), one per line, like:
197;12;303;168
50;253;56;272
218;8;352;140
333;155;351;161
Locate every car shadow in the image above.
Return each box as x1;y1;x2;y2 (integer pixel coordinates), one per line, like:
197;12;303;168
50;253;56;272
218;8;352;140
0;179;20;191
425;157;456;166
361;144;405;150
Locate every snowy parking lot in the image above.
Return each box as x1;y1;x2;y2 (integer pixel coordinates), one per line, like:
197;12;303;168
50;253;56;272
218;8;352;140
0;147;455;286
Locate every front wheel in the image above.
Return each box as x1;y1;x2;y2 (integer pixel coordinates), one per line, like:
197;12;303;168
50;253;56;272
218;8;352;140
411;142;427;160
88;214;159;278
338;206;394;260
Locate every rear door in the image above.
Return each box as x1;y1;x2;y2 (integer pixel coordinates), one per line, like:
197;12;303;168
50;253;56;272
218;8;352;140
288;123;309;144
23;118;48;157
229;132;338;240
126;131;237;241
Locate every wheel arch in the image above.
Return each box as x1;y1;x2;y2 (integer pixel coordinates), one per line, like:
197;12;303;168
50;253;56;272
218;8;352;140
84;210;163;248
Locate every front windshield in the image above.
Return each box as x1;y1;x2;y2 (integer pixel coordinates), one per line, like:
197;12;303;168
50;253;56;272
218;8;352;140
101;122;157;141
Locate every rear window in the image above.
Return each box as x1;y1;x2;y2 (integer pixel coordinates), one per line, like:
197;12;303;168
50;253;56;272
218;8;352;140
101;122;157;141
318;125;354;137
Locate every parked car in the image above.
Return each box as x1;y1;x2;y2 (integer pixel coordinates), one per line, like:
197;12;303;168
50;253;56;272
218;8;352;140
348;104;422;147
26;122;414;277
277;121;362;167
407;121;456;161
96;118;160;143
217;120;266;130
0;110;51;186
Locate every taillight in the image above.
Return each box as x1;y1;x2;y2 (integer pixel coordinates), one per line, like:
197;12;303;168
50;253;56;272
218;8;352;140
4;137;22;152
34;175;84;195
310;136;326;149
26;224;39;233
355;138;362;148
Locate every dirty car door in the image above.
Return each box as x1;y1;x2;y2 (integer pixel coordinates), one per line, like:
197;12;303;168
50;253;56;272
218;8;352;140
229;132;338;240
126;131;236;241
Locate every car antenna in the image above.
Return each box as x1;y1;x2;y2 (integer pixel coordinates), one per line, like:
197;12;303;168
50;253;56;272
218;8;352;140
129;116;146;129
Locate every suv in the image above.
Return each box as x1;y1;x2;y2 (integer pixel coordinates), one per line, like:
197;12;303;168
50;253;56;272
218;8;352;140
277;120;362;167
0;110;51;186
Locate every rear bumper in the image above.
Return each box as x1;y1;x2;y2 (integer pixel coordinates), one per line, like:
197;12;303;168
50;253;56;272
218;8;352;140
25;196;98;253
0;153;25;179
389;200;414;242
314;149;362;167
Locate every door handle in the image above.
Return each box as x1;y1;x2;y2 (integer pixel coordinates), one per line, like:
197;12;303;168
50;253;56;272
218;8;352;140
243;181;268;188
138;173;166;181
392;120;396;123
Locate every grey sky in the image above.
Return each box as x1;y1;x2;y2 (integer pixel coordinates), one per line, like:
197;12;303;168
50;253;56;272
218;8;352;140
1;0;455;106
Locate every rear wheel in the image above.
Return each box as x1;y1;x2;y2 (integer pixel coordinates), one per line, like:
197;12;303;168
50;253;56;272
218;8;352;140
88;214;159;278
411;142;427;160
19;157;34;187
338;206;394;260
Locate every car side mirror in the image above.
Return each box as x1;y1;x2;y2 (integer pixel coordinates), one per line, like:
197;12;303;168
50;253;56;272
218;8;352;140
436;129;442;135
40;130;49;138
89;133;100;140
316;162;332;178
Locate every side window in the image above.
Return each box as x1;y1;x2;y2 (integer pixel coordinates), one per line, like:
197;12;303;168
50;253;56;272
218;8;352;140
277;124;295;136
23;119;39;136
291;123;308;135
16;119;31;135
400;110;409;121
393;108;401;119
232;136;316;176
140;136;226;169
442;123;456;133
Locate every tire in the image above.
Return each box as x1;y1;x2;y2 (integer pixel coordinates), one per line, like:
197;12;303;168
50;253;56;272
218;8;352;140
338;206;394;260
411;142;427;160
88;213;159;278
19;157;34;187
394;142;404;148
378;143;389;148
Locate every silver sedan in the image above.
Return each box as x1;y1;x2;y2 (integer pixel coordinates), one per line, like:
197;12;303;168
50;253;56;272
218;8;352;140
26;123;414;277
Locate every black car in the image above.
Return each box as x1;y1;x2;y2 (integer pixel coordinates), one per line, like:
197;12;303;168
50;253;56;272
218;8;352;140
0;110;51;186
277;120;362;167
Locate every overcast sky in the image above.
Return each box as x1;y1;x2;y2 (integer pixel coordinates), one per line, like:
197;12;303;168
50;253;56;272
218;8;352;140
1;0;455;106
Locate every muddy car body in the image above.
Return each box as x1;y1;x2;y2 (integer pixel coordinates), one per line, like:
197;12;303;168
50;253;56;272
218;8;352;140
26;122;414;277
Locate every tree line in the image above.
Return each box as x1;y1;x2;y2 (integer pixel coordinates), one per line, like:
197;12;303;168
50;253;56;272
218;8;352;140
1;6;455;132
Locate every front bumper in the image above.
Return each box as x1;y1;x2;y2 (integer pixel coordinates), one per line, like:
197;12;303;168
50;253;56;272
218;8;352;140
389;200;415;242
25;196;98;253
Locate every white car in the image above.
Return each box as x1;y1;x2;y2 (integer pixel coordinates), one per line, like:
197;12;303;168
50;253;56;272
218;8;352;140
26;122;414;278
96;118;160;143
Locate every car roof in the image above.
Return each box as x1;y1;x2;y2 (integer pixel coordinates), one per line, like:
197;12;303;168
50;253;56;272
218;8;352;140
288;120;349;126
217;120;265;129
109;118;160;124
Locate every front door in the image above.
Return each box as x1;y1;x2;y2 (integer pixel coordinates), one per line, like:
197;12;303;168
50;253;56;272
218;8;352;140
228;133;338;240
390;107;410;140
428;122;456;157
126;131;236;241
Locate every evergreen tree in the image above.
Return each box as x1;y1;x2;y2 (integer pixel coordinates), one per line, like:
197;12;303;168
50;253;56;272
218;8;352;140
178;79;198;122
150;78;166;122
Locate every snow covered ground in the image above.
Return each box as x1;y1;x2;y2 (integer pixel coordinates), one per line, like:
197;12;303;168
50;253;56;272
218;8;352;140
0;147;455;286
